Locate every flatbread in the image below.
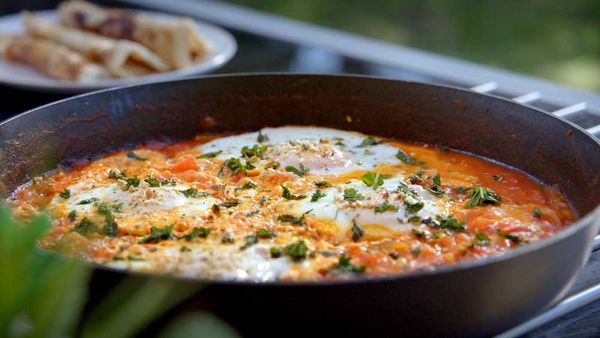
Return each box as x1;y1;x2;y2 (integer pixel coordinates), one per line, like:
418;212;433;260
0;34;108;81
58;0;209;69
23;12;168;78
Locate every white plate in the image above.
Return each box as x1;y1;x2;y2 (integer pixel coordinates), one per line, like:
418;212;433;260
0;10;237;93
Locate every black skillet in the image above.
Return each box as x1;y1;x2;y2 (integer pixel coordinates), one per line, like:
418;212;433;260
1;74;599;338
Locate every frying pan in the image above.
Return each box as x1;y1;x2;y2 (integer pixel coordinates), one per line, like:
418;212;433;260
1;74;599;338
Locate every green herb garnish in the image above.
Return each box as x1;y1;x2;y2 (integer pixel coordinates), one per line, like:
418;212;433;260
241;144;267;158
533;207;542;218
343;188;364;202
437;215;467;232
127;152;146;161
144;176;161;187
284;240;309;261
241;234;258;250
256;228;276;238
285;164;309;177
73;218;97;235
311;189;326;202
270;247;282;258
281;185;306;200
277;214;305;225
179;188;210;198
351;219;364;242
220;200;239;208
77;197;99;205
497;230;523;244
221;236;234;244
396;149;423;166
198;150;223;158
315;181;332;188
67;210;77;222
357;137;381;147
241;181;257;190
257;130;267;143
330;254;366;274
374;201;398;213
138;225;173;244
466;186;501;208
59;189;71;199
405;201;424;214
185;227;210;240
361;172;385;190
427;174;444;195
474;231;490;246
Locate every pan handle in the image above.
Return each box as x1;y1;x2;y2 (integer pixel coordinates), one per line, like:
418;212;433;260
496;234;600;338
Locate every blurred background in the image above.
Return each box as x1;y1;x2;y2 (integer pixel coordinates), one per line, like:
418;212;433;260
224;0;600;92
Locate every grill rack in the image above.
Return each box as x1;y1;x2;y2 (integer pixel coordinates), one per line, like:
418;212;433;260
120;1;600;335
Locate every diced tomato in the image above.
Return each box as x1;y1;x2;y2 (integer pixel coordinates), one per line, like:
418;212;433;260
169;158;199;172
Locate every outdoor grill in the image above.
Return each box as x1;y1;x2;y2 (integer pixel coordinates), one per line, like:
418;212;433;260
1;1;598;336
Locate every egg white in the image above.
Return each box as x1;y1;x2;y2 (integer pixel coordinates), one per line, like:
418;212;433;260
197;126;403;175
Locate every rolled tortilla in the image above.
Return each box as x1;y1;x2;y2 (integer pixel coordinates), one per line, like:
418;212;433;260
58;0;209;69
22;12;168;78
0;34;108;81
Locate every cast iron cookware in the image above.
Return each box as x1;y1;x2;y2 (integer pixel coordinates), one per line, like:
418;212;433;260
1;74;599;338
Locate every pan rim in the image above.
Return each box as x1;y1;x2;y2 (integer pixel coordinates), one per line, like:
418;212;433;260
4;72;600;286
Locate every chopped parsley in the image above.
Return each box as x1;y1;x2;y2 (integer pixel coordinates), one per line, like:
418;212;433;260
281;185;306;200
497;230;523;244
138;225;173;244
466;186;501;208
330;254;366;274
185;227;210;240
285;164;309;177
124;176;140;189
108;169;126;180
67;210;77;222
427;174;444;195
408;171;426;184
179;188;210;198
257;130;267;143
454;187;471;194
270;247;282;258
241;235;258;250
241;144;267;159
77;197;99;205
374;201;398;213
198;150;223;158
404;201;424;214
351;219;364;242
220;200;239;208
241;181;257;190
315;181;332;188
277;214;305;225
361;172;385;190
224;157;254;175
533;207;542;218
144;176;161;187
311;189;326;202
256;228;276;238
437;215;467;232
357;137;381;147
126;151;146;161
284;240;309;261
73;218;97;235
259;196;269;206
474;231;490;246
343;188;364;202
59;189;71;199
396;149;424;166
221;236;234;244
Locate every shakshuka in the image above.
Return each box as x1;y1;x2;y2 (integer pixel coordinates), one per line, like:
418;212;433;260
8;126;576;281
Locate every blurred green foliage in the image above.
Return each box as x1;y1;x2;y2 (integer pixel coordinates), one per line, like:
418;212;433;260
227;0;600;92
0;208;238;338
